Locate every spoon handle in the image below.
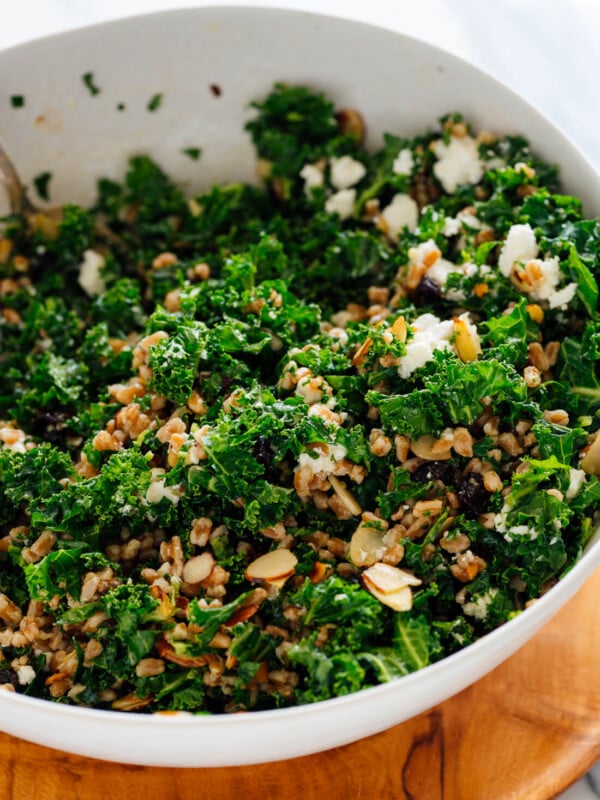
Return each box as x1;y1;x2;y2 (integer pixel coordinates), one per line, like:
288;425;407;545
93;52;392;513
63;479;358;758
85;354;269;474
0;137;35;215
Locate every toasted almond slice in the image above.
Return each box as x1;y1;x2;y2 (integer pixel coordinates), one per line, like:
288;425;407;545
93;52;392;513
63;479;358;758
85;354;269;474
225;604;260;627
182;552;215;585
431;428;454;457
352;337;372;367
453;317;482;363
111;693;154;712
369;586;412;611
245;549;298;584
362;562;422;595
390;316;408;343
364;582;414;612
328;475;362;516
581;434;600;476
411;434;452;461
308;561;329;584
349;523;386;567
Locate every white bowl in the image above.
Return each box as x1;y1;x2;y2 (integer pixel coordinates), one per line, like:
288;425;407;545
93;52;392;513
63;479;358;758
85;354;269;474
1;5;599;767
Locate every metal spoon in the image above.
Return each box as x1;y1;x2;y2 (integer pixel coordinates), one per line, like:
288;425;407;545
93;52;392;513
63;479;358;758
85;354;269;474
0;136;36;216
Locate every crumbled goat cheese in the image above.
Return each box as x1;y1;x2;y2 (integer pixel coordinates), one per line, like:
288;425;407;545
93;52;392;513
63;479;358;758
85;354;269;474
566;468;586;500
298;444;347;474
524;257;561;301
0;427;27;454
17;665;36;686
442;217;461;237
548;281;577;309
146;477;182;505
494;502;510;532
432;135;485;193
504;525;538;543
300;163;325;191
325;188;356;219
462;588;499;620
498;223;539;277
428;259;478;302
392;148;414;176
408;239;440;266
410;237;477;302
329;156;366;190
380;193;419;238
78;249;106;297
398;313;454;379
457;208;484;230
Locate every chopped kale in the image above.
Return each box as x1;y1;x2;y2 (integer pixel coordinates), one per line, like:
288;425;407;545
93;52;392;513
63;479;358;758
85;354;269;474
0;82;597;716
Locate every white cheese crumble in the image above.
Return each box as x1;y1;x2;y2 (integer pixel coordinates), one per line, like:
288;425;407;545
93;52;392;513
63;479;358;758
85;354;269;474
498;224;539;277
548;281;577;309
408;239;440;266
566;468;586;500
0;427;27;454
298;444;347;475
380;193;419;239
432;135;485;194
494;502;510;533
17;665;36;686
504;525;538;543
398;313;454;379
442;217;461;237
78;249;106;297
462;588;499;620
392;148;414;176
146;475;182;505
524;256;561;301
325;188;356;220
299;163;325;191
329;156;366;190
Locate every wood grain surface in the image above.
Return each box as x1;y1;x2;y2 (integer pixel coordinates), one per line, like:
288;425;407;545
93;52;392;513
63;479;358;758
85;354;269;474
1;568;600;800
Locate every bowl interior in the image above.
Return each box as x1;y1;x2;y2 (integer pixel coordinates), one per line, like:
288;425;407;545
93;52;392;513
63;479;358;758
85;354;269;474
1;5;600;767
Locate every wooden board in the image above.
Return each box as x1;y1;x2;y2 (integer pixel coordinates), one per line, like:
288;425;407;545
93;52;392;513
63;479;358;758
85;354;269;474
2;567;600;800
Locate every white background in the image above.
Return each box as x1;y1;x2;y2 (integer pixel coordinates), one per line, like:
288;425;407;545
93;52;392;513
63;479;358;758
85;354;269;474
1;2;599;797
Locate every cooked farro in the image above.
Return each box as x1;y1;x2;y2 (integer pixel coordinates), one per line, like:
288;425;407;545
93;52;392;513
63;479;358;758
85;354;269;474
0;83;599;713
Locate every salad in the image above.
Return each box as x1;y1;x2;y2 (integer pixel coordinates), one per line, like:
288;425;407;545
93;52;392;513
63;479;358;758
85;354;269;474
0;84;599;713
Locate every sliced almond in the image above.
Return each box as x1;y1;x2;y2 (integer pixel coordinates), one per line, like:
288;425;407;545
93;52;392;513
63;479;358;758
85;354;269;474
156;635;223;669
349;522;386;567
366;583;414;612
453;317;482;362
362;562;422;594
182;552;215;585
362;563;421;612
111;693;154;712
390;316;408;343
328;475;362;516
581;434;600;476
352;337;372;367
245;549;298;584
411;434;452;461
308;561;329;584
430;428;454;457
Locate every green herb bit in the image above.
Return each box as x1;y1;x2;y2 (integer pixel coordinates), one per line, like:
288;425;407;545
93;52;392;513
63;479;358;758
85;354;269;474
182;147;202;161
147;93;163;112
82;72;101;97
33;171;53;202
10;95;25;108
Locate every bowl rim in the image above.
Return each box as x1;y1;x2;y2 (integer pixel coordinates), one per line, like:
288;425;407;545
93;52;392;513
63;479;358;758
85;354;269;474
1;0;599;738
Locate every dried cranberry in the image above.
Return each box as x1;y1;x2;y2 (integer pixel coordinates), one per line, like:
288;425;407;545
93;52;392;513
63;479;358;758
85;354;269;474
0;669;19;689
457;472;488;517
413;461;454;485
